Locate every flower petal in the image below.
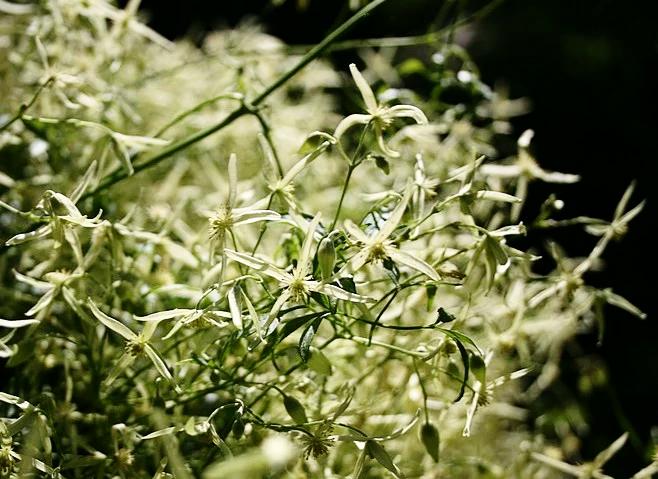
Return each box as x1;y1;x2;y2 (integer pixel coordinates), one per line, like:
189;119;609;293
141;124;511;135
88;299;136;341
334;114;372;140
377;188;412;241
310;282;374;303
386;105;428;125
375;128;400;158
232;209;281;225
144;344;181;393
349;63;378;113
134;309;195;322
297;213;322;277
228;286;243;329
387;248;439;281
0;318;39;329
224;249;289;283
344;219;370;244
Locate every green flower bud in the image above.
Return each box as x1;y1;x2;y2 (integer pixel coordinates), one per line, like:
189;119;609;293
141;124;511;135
317;236;336;281
283;394;308;424
420;422;440;463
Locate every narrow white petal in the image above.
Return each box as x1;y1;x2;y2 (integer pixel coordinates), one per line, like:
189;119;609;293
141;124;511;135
387;248;439;281
615;182;636;219
228;286;243;329
386;105;428;124
25;288;56;317
377;188;412;241
475;190;522;203
594;433;628;467
267;289;291;326
345;249;370;275
344;220;370;243
310;282;374;303
480;164;522;178
280;143;329;187
618;200;645;226
233;209;281;225
88;299;136;341
349;63;378;112
5;224;52;246
142;321;160;341
145;344;181;393
241;289;262;339
0;318;39;328
334;114;372;140
375;128;400;158
14;270;52;290
134;309;195;322
297;213;322;277
530;452;583;476
224;249;289;283
534;169;580;184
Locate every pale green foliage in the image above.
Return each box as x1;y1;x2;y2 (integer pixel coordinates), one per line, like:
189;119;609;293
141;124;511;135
0;1;649;478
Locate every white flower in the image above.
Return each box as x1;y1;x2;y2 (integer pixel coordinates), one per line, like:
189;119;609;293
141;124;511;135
343;188;439;281
87;299;181;392
334;64;428;158
208;153;280;252
532;433;628;479
225;213;373;331
481;130;580;221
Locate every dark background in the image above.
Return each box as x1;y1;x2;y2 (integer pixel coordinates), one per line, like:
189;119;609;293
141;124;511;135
130;0;657;473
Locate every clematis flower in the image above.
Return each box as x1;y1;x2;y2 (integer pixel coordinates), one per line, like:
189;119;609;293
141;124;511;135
87;299;181;392
532;433;628;479
208;153;280;253
334;63;428;158
481;129;579;221
343;188;439;281
224;213;373;331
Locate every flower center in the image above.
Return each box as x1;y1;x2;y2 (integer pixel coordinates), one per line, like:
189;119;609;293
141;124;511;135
209;208;234;239
288;278;308;302
367;242;388;262
124;338;146;357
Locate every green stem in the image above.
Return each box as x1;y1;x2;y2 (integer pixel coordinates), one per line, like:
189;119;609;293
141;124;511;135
330;164;355;231
80;0;391;200
0;77;54;133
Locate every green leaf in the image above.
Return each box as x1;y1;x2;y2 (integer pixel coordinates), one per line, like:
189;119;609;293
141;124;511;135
299;317;322;363
470;354;487;385
307;347;332;376
283;394;308;424
437;329;472;402
366;440;404;478
420;423;440;463
339;276;357;294
485;235;508;265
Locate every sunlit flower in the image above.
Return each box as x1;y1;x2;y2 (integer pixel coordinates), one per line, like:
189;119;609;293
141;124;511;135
343;188;439;281
87;299;181;392
225;213;373;330
334;63;428;157
532;433;628;479
481;129;580;221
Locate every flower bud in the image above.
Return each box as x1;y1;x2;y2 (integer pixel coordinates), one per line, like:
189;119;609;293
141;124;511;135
317;236;336;281
420;422;440;463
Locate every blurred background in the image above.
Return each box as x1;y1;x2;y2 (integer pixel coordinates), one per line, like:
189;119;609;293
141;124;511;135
125;0;657;473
